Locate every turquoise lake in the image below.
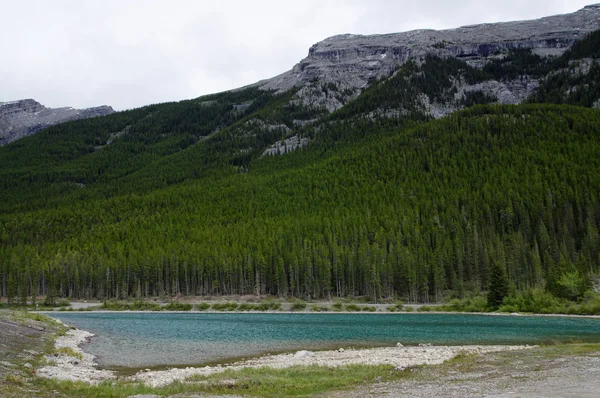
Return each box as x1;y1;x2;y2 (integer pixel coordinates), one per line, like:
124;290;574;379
50;312;600;368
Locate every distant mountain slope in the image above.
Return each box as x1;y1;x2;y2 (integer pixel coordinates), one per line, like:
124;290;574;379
0;99;114;145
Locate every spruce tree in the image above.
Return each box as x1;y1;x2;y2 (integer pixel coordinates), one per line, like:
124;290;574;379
487;263;509;309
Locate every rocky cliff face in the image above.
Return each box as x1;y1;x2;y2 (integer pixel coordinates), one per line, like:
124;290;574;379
0;99;114;145
258;4;600;114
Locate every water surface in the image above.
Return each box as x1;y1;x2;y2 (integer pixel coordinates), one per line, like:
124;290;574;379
51;312;600;368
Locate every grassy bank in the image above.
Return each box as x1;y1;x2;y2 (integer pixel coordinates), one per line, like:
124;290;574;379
34;364;408;397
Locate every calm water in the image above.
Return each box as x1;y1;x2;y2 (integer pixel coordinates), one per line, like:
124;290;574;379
50;312;600;368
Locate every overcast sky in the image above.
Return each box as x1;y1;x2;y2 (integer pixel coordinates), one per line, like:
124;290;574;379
0;0;593;110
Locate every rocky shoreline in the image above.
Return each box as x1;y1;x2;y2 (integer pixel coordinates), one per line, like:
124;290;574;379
36;321;534;388
133;345;533;388
37;328;116;383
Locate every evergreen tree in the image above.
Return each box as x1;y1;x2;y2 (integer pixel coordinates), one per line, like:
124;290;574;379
487;262;509;309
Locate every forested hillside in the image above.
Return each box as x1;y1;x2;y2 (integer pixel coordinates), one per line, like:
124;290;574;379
2;29;600;305
1;104;599;303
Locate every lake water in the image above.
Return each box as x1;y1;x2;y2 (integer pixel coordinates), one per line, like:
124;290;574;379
50;312;600;369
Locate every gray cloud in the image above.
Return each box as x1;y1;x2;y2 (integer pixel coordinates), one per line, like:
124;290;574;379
0;0;592;110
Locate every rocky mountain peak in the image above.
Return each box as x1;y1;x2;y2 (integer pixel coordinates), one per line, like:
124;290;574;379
0;99;45;114
258;4;600;113
0;99;114;146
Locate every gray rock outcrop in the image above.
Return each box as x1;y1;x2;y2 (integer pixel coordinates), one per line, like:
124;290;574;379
262;135;309;156
0;99;114;145
257;4;600;116
260;5;600;94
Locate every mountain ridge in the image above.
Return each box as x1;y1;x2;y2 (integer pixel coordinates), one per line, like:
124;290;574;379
0;98;114;146
257;4;600;113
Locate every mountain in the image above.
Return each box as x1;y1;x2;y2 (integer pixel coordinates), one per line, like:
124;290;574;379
0;99;114;146
1;6;600;306
257;4;600;115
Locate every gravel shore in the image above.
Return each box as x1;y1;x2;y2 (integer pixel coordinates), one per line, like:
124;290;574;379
133;345;532;388
35;325;533;388
37;328;116;383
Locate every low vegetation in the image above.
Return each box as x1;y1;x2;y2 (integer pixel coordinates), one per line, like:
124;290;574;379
27;364;411;398
211;302;239;311
163;302;193;311
100;300;162;311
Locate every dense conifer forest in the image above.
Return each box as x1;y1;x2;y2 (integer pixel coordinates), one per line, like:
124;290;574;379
1;31;600;306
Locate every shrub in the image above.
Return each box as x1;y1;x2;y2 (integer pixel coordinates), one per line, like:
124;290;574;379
195;303;211;311
131;301;162;311
332;301;344;311
499;289;565;314
164;302;193;311
258;300;282;311
101;300;161;311
237;303;258;311
290;300;307;311
43;297;70;308
442;295;488;312
212;302;239;311
345;304;361;312
361;306;376;312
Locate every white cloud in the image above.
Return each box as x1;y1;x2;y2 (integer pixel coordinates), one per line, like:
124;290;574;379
0;0;593;110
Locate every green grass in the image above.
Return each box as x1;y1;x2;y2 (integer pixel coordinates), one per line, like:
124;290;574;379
55;347;83;361
535;342;600;357
188;364;406;396
34;364;408;397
